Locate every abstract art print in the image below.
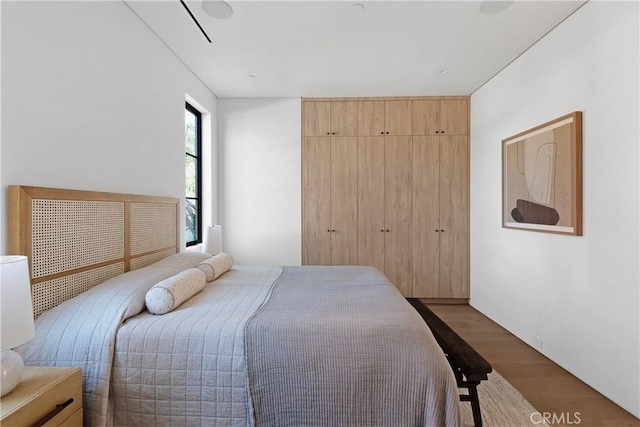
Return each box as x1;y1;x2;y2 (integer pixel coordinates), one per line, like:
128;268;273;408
502;112;582;235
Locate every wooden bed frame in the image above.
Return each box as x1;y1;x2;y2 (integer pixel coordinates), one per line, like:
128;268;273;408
407;298;492;427
8;186;180;317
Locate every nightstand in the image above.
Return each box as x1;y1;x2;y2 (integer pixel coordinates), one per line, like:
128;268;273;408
0;366;82;427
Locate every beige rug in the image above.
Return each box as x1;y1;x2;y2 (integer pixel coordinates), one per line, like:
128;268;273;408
460;371;548;427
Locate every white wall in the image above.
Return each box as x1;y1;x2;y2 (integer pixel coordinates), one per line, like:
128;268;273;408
470;1;639;417
218;98;301;265
0;1;218;253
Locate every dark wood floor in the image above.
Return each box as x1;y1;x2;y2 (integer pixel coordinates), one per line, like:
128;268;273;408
427;304;639;427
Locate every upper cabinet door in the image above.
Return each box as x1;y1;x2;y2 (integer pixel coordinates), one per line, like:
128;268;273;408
413;99;468;135
385;101;412;135
440;99;469;135
330;101;358;136
412;100;440;136
358;101;385;136
303;102;331;136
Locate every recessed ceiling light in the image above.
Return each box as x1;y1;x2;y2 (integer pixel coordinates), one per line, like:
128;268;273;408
438;69;449;75
202;0;233;19
248;72;260;78
351;3;364;13
479;1;513;15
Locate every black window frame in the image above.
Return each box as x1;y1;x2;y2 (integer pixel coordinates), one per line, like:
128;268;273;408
185;102;202;247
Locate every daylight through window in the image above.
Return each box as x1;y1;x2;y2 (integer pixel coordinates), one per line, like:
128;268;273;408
185;102;202;246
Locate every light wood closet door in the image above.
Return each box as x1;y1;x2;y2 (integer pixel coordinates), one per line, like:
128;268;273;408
358;100;412;136
384;136;413;295
302;97;469;298
412;99;469;136
439;135;469;298
358;101;385;136
303;102;331;136
357;137;385;272
440;100;469;135
385;101;412;135
412;100;439;136
304;101;358;136
302;137;331;265
331;137;358;265
331;101;358;136
412;136;440;297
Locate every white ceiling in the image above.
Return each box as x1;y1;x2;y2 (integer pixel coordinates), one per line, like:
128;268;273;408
125;1;586;98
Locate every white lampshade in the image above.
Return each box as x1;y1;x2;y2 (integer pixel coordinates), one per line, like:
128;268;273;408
203;225;223;255
1;256;35;351
1;255;35;396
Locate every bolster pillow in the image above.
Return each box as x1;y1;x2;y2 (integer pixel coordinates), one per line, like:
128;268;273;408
145;268;206;315
198;253;234;282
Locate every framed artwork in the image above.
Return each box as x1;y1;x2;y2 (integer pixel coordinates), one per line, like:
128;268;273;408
502;111;582;235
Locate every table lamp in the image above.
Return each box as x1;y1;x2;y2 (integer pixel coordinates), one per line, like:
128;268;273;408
203;225;223;256
1;255;35;397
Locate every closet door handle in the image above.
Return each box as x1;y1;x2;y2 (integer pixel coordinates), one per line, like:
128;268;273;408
380;131;384;135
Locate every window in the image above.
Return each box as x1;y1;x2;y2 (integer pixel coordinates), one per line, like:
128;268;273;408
185;102;202;246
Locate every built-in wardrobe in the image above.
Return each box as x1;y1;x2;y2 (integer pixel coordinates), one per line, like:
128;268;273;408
301;96;469;300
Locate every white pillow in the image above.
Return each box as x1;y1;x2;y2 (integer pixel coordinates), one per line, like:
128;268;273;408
198;253;234;282
145;268;206;315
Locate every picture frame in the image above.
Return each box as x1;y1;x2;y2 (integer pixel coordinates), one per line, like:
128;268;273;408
502;111;582;235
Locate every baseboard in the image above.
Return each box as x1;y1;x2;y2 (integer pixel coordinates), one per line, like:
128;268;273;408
419;298;469;305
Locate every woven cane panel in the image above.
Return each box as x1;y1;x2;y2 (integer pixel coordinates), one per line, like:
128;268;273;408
32;262;125;317
130;203;177;255
130;248;177;271
31;200;125;278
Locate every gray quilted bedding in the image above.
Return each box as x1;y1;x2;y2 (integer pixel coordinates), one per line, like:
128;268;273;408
17;252;214;426
246;266;461;427
110;264;280;426
18;255;460;427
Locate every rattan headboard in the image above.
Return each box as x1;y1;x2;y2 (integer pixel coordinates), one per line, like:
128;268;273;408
8;186;180;317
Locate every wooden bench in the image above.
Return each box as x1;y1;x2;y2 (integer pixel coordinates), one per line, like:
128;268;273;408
407;298;493;427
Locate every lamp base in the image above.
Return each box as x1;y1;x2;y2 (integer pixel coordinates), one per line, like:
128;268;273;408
1;349;25;397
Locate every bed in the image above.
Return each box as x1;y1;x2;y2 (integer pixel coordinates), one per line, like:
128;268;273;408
8;186;461;427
